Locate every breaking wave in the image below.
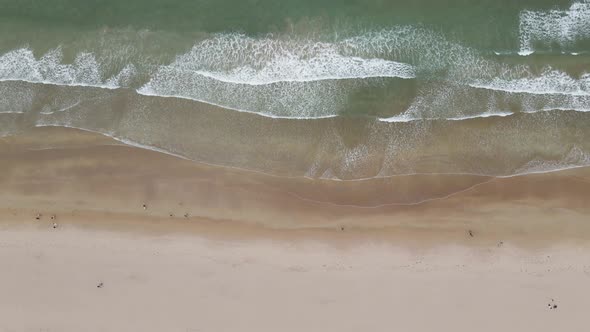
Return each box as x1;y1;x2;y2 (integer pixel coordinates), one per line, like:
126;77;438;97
0;48;136;89
0;27;588;119
519;1;590;55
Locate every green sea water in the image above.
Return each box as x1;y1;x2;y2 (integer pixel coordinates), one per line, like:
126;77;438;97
0;0;589;179
1;0;587;57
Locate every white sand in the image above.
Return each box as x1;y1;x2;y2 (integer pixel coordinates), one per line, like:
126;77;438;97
1;225;589;332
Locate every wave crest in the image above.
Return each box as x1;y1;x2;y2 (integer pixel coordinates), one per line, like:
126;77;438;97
519;1;590;55
0;48;136;89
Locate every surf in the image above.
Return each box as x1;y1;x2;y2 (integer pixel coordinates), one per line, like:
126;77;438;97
519;0;590;55
0;48;136;89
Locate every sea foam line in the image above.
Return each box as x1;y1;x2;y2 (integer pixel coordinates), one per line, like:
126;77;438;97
469;70;590;96
2;31;589;120
5;74;590;122
494;50;588;56
191;68;414;85
468;82;590;96
0;78;120;90
379;111;514;123
152;33;416;85
135;89;339;120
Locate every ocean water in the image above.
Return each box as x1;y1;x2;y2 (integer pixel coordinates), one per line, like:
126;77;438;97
0;0;589;180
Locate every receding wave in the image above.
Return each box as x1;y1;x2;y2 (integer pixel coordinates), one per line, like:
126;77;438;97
0;78;588;180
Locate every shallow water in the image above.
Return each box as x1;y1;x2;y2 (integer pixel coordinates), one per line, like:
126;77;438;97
0;0;589;179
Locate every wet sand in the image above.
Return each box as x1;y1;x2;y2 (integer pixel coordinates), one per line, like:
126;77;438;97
2;126;590;331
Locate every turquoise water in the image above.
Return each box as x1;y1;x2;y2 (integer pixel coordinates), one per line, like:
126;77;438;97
0;0;589;179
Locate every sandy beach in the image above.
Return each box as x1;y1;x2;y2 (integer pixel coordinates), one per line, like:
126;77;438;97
3;0;590;330
2;226;590;332
2;126;590;331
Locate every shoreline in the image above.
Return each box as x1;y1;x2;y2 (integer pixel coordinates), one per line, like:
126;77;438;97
2;126;590;248
2;126;590;331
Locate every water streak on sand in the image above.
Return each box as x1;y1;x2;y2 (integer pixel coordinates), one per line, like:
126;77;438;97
28;123;590;183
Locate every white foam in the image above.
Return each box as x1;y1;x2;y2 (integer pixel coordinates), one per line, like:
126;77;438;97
517;50;534;56
380;75;590;122
519;1;590;54
136;33;417;118
0;48;136;89
105;64;137;87
378;111;514;123
378;113;419;123
470;70;590;96
493;51;516;56
148;34;414;85
447;111;514;121
137;88;339;120
515;145;590;175
0;111;25;114
192;62;413;85
338;27;486;77
499;50;583;56
2;27;589;120
539;106;590;113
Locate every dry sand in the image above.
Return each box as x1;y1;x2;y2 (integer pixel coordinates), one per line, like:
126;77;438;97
1;127;590;331
2;225;590;332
